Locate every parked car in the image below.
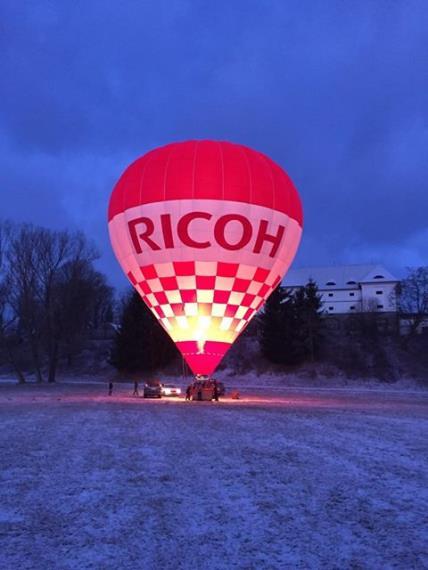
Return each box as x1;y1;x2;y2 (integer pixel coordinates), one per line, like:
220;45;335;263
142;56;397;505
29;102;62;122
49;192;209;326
143;383;162;398
160;383;182;397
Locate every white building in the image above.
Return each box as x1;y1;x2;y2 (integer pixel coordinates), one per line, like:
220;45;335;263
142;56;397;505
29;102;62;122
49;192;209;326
282;264;399;315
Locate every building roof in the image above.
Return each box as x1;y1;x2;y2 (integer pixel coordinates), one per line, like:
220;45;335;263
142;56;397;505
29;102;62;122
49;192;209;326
282;264;398;290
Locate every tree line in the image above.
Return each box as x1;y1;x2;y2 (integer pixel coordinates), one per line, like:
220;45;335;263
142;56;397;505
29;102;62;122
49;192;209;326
0;222;113;382
1;219;427;381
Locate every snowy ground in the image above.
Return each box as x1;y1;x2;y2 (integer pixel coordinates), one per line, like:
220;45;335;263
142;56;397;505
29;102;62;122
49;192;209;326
0;383;427;570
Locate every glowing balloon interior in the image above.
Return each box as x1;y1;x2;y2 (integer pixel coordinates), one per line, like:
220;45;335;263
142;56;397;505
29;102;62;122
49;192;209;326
108;140;303;375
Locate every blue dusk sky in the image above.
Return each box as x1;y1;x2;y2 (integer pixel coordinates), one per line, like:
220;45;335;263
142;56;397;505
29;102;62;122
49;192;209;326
1;1;427;288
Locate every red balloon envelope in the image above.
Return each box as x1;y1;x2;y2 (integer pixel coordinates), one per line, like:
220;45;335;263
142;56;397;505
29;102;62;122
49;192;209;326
108;140;303;375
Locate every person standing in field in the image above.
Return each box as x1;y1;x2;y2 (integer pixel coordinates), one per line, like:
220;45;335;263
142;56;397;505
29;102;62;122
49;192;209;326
133;380;139;397
213;380;219;402
108;382;113;396
185;385;191;401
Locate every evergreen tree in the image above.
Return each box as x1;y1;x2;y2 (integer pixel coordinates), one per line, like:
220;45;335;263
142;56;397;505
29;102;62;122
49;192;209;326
259;285;302;365
260;285;287;363
294;279;324;362
259;280;323;366
281;288;305;365
110;291;177;373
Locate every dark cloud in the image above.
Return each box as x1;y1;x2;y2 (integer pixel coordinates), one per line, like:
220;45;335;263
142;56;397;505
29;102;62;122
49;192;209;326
1;0;427;286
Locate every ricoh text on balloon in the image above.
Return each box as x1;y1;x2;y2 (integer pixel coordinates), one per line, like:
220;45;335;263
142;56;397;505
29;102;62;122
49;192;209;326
128;211;285;257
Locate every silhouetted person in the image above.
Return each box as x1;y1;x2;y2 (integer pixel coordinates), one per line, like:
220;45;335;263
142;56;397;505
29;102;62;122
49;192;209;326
108;382;113;396
213;381;219;402
133;381;139;396
197;384;202;401
185;385;191;401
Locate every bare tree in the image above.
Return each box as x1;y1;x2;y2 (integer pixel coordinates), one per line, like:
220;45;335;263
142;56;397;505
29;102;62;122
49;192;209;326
397;266;428;337
5;223;110;382
7;226;49;381
50;257;113;372
0;222;27;383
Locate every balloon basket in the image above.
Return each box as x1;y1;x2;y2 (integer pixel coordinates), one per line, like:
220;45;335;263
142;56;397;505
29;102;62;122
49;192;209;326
190;377;216;401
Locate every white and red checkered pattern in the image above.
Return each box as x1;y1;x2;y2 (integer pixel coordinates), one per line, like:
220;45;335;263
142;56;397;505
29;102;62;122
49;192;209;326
127;260;282;374
108;140;303;375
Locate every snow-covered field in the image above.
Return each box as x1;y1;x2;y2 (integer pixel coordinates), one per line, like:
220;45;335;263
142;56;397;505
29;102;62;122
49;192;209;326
0;383;427;570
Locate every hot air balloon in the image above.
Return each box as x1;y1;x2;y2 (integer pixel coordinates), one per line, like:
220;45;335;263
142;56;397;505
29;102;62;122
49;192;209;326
108;141;303;376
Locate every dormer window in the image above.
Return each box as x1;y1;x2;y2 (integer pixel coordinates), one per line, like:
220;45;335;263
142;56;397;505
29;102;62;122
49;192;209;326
374;275;384;279
346;280;357;285
326;281;336;286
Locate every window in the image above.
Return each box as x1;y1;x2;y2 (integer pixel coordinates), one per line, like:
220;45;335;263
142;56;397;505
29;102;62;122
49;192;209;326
350;306;355;310
347;280;357;285
326;281;336;286
377;304;384;309
349;292;355;297
328;293;333;297
328;306;334;311
376;290;383;295
374;275;384;279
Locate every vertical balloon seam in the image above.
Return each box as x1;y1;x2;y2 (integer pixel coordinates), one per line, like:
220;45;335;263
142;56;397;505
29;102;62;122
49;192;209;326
242;146;254;208
191;140;199;201
262;153;276;213
117;169;134;285
163;144;174;203
134;152;155;285
218;141;225;202
137;152;151;225
264;155;277;278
